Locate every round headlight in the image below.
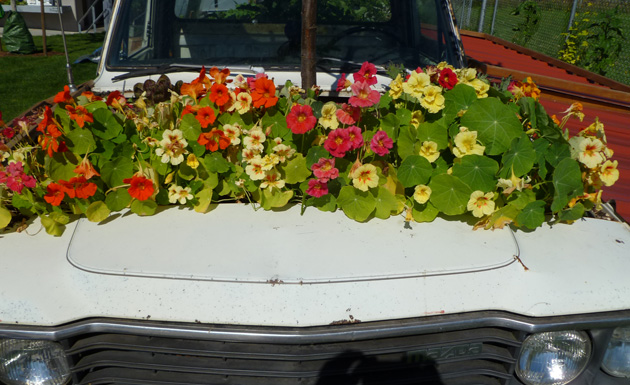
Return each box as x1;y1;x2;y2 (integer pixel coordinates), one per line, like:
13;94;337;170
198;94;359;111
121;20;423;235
0;339;70;385
602;326;630;377
516;330;591;385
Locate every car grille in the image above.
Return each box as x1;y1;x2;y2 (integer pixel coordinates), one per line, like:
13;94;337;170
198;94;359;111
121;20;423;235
63;323;523;385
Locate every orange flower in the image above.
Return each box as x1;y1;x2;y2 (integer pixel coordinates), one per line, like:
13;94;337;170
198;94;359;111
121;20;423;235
53;85;73;105
195;107;216;128
58;179;76;198
180;82;207;101
44;183;65;206
106;91;127;109
123;175;154;201
209;83;230;106
251;77;278;108
68;176;97;199
209;67;231;84
36;106;54;133
180;104;200;118
81;91;102;102
65;105;94;128
74;157;100;179
39;132;65;157
198;129;231;152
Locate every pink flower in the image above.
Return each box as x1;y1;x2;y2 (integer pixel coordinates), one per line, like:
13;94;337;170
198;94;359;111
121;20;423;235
0;162;37;194
311;158;339;182
370;130;394;156
286;104;317;134
336;103;361;125
324;128;352;158
349;81;380;108
347;125;364;150
306;178;328;198
336;73;351;92
438;68;458;90
352;62;378;86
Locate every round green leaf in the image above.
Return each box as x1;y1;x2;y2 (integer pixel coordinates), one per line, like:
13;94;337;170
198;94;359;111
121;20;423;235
516;200;546;230
40;215;66;236
452;154;499;192
444;83;478;120
101;157;134;188
86;201;111;222
130;199;157;216
46;154;78;182
261;188;294;210
305;146;330;168
203;152;230;173
0;206;11;229
412;201;439;223
279;154;311;184
397;155;432;188
372;187;399;219
545;141;571;167
551;158;583;213
91;108;123;140
428;174;472;216
460;98;523;155
337;186;376;222
558;203;585;222
397;125;417;159
380;113;400;141
180;114;202;142
105;189;132;211
500;135;536;178
66;127;96;155
194;186;215;213
417;121;448;150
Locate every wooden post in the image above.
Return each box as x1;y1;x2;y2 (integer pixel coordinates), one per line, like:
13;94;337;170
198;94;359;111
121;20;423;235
40;0;47;55
301;0;317;90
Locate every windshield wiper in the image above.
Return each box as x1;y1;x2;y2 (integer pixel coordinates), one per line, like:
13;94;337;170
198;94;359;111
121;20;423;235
112;64;266;83
316;57;388;74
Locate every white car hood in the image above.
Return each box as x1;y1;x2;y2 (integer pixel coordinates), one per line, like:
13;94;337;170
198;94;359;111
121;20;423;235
1;205;629;327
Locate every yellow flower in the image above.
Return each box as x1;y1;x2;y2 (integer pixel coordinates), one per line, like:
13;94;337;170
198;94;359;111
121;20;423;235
389;74;404;99
186;154;200;169
420;85;445;113
453;129;485;158
599;160;619;186
403;72;430;100
413;185;432;204
261;154;280;171
467;191;495;218
319;102;339;130
570;136;604;169
352;164;379;192
470;78;490;98
419;141;440;163
457;68;477;83
410;110;425;128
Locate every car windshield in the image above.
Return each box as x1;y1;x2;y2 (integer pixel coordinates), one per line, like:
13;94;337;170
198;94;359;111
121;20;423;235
106;0;461;71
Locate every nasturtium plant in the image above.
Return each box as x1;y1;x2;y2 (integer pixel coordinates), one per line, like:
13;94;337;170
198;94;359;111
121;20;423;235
0;63;620;236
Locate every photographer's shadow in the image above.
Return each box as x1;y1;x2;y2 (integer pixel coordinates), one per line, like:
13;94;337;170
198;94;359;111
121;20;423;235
316;350;445;385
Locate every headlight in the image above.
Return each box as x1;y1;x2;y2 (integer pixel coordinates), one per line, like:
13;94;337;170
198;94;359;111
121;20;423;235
602;326;630;377
0;339;70;385
516;330;591;385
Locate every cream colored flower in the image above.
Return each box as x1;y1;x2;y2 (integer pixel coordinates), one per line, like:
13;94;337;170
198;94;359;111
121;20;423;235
388;74;404;99
168;185;193;204
413;185;432;204
453;129;485;158
229;92;252;114
319;102;339;130
245;156;266;181
467;191;495;218
600;160;619;186
261;154;281;171
419;141;440;163
243;128;266;152
155;129;188;165
260;169;285;190
570;136;605;169
273;143;296;162
223;123;242;146
352;164;379;191
403;72;431;100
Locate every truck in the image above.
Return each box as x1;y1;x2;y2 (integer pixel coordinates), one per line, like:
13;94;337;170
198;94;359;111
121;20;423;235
1;1;629;384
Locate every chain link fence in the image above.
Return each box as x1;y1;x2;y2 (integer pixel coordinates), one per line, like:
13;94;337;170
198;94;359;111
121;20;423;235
451;0;630;85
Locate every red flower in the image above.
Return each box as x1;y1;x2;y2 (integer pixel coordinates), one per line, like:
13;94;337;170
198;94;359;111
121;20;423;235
123;175;154;201
311;158;339;182
438;68;458;90
209;83;230;107
370;130;394;156
53;85;73;105
324;128;352;158
349;80;380;108
44;183;65;206
195;107;216;128
336;73;351;92
286;104;317;134
251;77;278;108
347;125;364;150
306;179;328;198
352;62;378;86
336;103;361;125
198;129;230;152
65;105;94;128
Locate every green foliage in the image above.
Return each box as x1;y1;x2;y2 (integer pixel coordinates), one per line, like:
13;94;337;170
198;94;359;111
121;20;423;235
511;1;540;46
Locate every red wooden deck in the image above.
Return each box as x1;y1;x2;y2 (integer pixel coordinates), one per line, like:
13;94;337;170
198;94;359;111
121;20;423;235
460;31;630;221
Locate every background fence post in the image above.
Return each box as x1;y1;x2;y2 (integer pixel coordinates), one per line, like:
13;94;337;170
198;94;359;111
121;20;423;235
490;0;498;35
478;0;488;32
567;0;579;33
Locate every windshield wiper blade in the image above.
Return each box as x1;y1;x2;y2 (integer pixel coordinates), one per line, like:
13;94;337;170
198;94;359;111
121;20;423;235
112;64;266;83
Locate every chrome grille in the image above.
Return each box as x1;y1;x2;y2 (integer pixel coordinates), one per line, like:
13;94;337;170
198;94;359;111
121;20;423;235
65;326;522;385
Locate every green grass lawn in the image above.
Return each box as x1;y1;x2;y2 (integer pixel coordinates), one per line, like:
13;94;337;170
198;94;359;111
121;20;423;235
0;32;105;122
